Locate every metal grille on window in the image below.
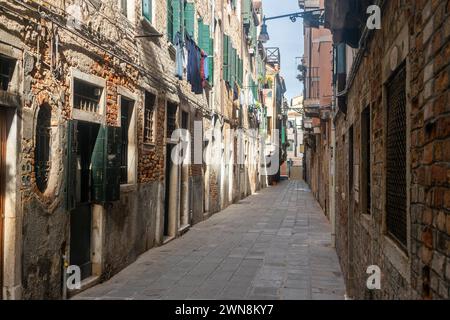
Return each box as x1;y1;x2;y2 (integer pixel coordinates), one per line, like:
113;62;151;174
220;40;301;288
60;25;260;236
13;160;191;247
144;92;156;143
386;65;407;248
35;105;51;192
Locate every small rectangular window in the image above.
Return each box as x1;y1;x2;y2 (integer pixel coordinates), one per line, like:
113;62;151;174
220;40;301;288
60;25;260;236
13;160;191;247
361;106;371;214
386;65;407;248
73;79;102;114
144;91;156;144
0;55;15;91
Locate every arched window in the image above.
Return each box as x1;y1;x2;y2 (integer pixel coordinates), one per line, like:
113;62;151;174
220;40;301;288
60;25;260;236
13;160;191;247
35;104;51;192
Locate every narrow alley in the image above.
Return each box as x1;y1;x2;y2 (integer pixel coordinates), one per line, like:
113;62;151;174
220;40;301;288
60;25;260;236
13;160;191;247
74;180;345;300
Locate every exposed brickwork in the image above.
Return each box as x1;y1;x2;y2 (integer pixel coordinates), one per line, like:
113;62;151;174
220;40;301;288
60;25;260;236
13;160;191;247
0;0;271;299
331;0;450;299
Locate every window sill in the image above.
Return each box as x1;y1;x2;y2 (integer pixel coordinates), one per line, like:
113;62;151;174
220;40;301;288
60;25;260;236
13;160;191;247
142;142;156;150
141;17;158;35
120;184;137;193
382;234;410;280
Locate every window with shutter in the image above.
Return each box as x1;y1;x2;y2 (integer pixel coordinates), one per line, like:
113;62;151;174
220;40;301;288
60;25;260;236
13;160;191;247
223;34;229;83
230;46;236;85
197;18;203;47
243;0;252;25
91;125;122;203
227;39;232;83
184;2;195;37
202;24;210;53
171;0;182;44
66;120;77;211
232;48;237;85
208;37;214;85
142;0;152;22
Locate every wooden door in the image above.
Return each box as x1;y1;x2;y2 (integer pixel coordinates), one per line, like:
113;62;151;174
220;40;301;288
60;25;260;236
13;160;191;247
0;110;6;299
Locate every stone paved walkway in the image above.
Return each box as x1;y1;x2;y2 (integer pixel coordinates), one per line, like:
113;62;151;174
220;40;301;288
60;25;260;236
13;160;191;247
74;180;345;300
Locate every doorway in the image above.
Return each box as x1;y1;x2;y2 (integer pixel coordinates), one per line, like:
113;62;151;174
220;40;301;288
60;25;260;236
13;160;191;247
69;121;100;280
0;110;6;299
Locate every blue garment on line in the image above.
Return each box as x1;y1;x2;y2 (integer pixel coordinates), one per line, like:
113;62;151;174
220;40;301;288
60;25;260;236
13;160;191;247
187;38;203;94
174;32;184;80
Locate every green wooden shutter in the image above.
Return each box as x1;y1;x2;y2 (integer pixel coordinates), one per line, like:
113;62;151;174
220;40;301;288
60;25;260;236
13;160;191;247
171;0;181;43
197;18;203;47
227;39;232;83
243;0;251;24
234;49;239;83
238;57;243;87
105;126;121;202
209;37;214;85
142;0;152;22
232;48;238;85
202;24;210;52
167;0;173;43
91;125;106;202
184;2;195;37
65;120;77;211
223;34;229;83
91;125;122;203
230;46;234;84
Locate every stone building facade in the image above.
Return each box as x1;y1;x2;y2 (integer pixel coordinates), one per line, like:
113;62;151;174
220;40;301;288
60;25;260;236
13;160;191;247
325;0;450;299
0;0;279;299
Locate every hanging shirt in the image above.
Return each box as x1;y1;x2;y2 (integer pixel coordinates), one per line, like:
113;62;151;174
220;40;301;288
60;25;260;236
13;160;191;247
174;31;184;80
188;39;203;94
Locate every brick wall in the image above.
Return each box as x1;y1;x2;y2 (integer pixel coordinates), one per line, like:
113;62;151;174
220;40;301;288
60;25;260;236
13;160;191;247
333;0;450;299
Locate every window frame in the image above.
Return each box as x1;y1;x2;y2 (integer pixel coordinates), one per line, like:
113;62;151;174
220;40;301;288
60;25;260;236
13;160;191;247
70;68;106;124
34;104;52;193
143;90;158;146
117;86;137;187
360;105;372;215
141;0;154;24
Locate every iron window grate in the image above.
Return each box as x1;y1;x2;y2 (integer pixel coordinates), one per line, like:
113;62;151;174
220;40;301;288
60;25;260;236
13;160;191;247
386;65;407;248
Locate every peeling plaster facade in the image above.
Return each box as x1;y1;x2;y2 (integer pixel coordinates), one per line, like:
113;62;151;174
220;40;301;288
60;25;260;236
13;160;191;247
0;0;276;299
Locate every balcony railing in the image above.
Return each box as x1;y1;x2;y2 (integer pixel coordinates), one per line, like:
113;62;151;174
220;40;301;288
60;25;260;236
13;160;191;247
74;93;100;113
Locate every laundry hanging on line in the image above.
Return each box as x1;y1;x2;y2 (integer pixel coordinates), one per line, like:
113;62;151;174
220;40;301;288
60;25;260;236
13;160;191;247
174;32;211;94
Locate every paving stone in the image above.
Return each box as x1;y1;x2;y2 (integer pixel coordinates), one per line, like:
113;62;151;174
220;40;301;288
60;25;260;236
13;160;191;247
75;181;345;300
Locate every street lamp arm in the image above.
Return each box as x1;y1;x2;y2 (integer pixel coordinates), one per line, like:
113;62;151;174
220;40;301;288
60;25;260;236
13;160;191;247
263;9;324;24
